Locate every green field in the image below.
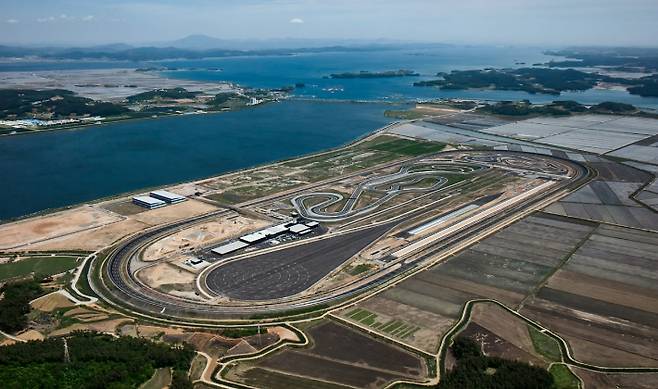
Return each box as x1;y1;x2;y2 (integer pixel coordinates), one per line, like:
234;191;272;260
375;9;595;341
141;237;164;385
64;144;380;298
0;256;79;282
363;137;445;156
348;264;373;276
346;309;419;339
549;363;581;389
384;109;428;120
528;325;562;362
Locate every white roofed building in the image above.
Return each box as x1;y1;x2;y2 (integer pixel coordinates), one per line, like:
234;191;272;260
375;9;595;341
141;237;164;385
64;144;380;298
132;196;166;209
211;241;249;255
150;190;187;204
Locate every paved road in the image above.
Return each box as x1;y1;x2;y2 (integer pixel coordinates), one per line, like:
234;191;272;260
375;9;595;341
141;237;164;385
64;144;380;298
205;222;395;300
93;151;592;322
291;162;481;222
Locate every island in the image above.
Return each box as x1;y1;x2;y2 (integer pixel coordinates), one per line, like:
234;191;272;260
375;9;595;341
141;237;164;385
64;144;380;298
413;67;658;97
329;69;419;78
0;86;284;135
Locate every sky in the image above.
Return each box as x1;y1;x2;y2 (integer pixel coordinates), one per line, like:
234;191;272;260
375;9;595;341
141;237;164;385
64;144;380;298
1;0;658;47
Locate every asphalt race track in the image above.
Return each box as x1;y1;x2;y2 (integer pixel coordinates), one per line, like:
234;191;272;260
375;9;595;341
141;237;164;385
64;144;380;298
93;150;593;321
205;222;395;300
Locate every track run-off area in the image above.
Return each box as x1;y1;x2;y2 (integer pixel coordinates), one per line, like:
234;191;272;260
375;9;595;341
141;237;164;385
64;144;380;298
90;150;592;324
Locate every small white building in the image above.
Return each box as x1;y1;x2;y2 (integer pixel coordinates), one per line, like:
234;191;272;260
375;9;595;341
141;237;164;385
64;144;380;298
289;223;311;235
132;196;166;209
239;232;267;244
211;241;249;255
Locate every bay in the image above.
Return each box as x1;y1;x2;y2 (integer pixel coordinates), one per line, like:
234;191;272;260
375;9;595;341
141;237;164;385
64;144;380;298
0;100;399;220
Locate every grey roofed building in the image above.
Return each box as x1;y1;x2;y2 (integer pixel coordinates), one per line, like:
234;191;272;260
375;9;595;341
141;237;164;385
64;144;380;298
211;241;249;255
150;189;187;204
132;195;166;209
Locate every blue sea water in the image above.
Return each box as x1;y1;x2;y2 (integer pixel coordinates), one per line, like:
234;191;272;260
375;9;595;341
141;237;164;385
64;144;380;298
3;46;658;220
0;100;400;220
155;47;658;109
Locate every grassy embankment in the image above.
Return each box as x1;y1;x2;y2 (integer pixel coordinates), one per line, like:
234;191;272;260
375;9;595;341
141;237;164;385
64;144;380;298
0;256;79;282
207;135;445;205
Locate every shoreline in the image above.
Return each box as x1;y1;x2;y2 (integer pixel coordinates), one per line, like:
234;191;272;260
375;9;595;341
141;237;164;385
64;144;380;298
0;97;407;139
0;119;400;225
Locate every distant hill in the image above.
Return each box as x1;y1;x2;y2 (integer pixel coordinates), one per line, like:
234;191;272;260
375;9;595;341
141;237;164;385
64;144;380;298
0;42;402;61
164;34;233;50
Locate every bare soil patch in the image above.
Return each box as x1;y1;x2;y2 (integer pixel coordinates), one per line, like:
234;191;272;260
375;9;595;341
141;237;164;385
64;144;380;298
470;302;545;364
137;262;195;289
130;200;218;226
21;219;148;251
142;215;268;261
0;206;122;249
30;291;75;312
571;367;658;389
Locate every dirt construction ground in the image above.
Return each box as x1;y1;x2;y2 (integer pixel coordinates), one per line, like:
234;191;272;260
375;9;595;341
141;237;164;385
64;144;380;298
0;205;123;250
5;199;220;252
142;214;268;261
136;262;196;289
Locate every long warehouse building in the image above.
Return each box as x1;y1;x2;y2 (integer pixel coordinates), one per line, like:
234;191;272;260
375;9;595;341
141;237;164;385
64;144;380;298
212;241;250;256
132;196;166;209
150;190;187;204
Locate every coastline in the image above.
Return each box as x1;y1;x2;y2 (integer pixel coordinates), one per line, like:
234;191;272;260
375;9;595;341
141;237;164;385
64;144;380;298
0;118;400;225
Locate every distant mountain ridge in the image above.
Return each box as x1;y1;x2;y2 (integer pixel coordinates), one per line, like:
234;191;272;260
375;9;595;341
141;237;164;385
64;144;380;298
0;35;452;61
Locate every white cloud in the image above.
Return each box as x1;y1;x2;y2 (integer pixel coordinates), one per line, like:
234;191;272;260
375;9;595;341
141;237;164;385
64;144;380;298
36;14;95;23
289;17;304;24
6;19;19;24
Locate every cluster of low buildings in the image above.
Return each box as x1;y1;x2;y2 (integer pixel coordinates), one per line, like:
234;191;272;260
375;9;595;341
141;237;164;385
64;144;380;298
132;190;187;209
0;116;104;129
211;220;320;256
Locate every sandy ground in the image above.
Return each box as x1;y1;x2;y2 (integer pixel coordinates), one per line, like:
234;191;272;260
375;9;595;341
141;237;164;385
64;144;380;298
0;205;123;250
130;199;218;225
0;68;234;101
267;326;299;342
16;329;45;341
20;219;149;251
30;291;76;312
8;200;218;252
142;214;269;261
137;263;195;289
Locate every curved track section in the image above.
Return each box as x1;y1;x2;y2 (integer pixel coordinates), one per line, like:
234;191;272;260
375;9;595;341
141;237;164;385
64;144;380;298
92;151;593;323
292;163;481;222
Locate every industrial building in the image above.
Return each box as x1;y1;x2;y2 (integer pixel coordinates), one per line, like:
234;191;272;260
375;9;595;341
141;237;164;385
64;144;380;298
132;196;166;209
240;231;268;244
212;241;249;255
150;190;187;204
262;224;289;237
211;221;320;257
289;223;312;235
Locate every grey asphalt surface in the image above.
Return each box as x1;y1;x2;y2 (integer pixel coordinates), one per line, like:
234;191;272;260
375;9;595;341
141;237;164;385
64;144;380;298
95;150;593;320
205;222;395;300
